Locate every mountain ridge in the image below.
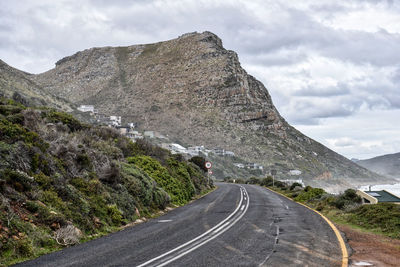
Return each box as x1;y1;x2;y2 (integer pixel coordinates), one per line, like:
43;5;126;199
357;152;400;180
1;31;392;191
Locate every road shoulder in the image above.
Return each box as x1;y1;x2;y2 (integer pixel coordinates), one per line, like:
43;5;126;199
337;224;400;267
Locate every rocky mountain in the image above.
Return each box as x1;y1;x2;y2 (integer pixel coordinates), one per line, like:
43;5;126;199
0;59;73;111
1;31;392;191
356;152;400;180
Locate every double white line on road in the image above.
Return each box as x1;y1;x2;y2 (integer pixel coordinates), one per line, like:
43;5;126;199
137;185;250;267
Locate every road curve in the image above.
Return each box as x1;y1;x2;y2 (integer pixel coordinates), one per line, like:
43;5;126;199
15;183;343;267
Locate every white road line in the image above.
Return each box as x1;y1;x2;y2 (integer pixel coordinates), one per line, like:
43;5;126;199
158;220;173;223
137;186;248;267
156;188;251;267
240;205;245;211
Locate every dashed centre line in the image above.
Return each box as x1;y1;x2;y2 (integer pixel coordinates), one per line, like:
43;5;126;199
137;185;250;267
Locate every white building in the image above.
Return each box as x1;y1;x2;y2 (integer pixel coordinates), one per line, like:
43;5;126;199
289;170;302;176
246;163;263;170
77;105;94;113
225;151;235;157
109;116;122;127
234;163;245;169
170;144;188;154
280;179;305;187
187;146;207;156
213;148;225;156
144;131;155;138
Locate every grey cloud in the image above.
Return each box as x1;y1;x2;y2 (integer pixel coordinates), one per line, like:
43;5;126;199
334;138;357;147
285;97;356;125
294;84;350;97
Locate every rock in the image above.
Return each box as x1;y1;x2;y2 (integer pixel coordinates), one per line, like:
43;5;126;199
135;207;140;218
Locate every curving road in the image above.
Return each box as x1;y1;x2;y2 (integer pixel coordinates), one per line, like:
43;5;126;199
16;183;344;267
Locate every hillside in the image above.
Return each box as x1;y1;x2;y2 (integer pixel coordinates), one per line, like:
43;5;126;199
0;60;73;111
0;96;212;265
2;31;392;191
356;153;400;180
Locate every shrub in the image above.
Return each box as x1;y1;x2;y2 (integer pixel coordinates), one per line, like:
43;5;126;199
260;176;273;186
54;225;82;246
3;169;33;192
45;111;86;132
333;189;362;210
347;203;400;238
189;156;208;172
107;204;123;225
294;187;326;202
15;238;33;257
247;177;261;184
127;155;193;205
290;182;303;191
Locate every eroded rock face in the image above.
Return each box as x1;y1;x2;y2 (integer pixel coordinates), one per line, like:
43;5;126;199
30;31;386;187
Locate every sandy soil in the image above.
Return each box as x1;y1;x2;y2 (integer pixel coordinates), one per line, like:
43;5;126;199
337;225;400;267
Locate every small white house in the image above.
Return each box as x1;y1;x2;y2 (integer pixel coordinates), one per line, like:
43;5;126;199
289;170;302;176
144;131;155;138
109;116;122;127
246;163;263;170
234;163;245;169
187;146;207;156
170;144;188;154
77;105;94;113
225;151;235;157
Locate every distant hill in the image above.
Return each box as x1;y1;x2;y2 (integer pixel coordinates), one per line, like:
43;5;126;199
357;152;400;180
1;31;393;191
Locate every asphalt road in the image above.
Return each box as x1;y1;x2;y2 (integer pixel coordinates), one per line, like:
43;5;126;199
16;183;343;267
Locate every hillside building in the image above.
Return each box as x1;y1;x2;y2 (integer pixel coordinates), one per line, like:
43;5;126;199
356;190;400;204
77;105;94;113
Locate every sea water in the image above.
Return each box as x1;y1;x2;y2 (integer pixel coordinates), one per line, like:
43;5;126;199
358;183;400;198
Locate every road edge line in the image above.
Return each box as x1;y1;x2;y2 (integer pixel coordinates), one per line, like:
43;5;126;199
264;187;348;267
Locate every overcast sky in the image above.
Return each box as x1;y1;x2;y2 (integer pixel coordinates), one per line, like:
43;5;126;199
1;0;399;159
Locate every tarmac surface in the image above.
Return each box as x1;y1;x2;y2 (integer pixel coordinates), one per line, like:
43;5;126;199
15;183;343;266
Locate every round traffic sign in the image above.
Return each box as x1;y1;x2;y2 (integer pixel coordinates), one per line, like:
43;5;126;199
205;161;212;169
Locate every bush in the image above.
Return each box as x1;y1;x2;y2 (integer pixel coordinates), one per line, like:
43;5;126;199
107;204;123;225
333;189;362;210
127;155;194;205
3;169;33;192
15;238;34;257
347;203;400;238
260;176;273;186
189;156;208;172
290;182;303;191
294;187;326;202
54;225;82;246
247;177;261;184
45;111;86;132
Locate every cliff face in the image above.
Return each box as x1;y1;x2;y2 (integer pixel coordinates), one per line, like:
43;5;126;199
7;31;391;189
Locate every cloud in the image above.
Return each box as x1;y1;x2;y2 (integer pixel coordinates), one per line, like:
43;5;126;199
330;137;359;147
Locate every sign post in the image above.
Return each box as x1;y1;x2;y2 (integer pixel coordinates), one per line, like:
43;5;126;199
271;169;277;187
205;161;212;184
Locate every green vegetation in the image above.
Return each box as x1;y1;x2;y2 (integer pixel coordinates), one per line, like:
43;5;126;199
0;96;213;266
